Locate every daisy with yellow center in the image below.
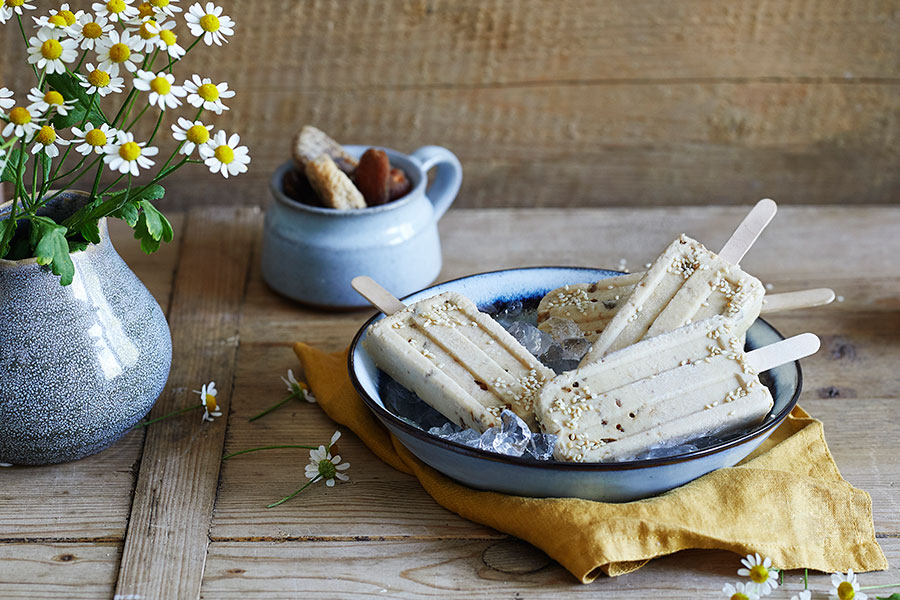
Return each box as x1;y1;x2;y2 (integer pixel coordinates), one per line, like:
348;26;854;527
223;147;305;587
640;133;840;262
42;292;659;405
135;1;154;18
70;13;113;50
71;122;117;156
31;124;69;158
32;3;80;30
2;105;42;139
193;381;222;422
103;130;158;175
91;0;138;23
128;17;162;52
26;87;77;117
305;431;350;488
96;29;143;75
170;116;213;156
831;571;868;600
185;2;234;46
199;130;250;178
150;0;180;17
1;0;35;23
722;581;760;600
134;69;185;110
155;20;185;59
78;62;125;96
26;28;78;75
182;73;234;114
738;553;778;596
0;87;14;112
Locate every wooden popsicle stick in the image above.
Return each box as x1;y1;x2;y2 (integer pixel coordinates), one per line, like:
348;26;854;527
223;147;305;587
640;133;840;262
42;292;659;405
760;288;835;314
745;332;820;373
351;276;407;315
717;198;778;264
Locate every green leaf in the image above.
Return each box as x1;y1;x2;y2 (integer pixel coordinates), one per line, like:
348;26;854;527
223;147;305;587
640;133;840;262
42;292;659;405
46;72;108;128
78;219;101;245
131;200;173;254
1;148;27;183
876;595;900;600
112;200;140;227
30;216;75;285
39;151;52;185
68;240;88;253
0;217;16;259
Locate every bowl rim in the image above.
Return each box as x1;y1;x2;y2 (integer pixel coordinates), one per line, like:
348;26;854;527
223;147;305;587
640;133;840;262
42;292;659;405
348;266;803;471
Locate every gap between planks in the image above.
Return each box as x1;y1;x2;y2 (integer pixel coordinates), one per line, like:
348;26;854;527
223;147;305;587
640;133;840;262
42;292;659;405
113;206;261;600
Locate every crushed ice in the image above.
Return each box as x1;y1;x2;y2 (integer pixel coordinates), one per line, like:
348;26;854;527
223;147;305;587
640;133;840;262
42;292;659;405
429;410;556;460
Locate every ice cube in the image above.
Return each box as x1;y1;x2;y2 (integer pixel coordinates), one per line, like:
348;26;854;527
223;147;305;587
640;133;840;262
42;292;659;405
541;316;584;342
541;344;580;374
561;337;592;361
505;321;554;358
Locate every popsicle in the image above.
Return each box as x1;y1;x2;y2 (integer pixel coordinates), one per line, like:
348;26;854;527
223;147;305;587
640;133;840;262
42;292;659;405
354;277;554;432
579;233;767;365
536;318;820;462
538;283;834;342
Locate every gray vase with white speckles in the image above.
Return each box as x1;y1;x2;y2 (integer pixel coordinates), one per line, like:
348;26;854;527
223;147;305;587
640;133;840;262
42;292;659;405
0;192;171;465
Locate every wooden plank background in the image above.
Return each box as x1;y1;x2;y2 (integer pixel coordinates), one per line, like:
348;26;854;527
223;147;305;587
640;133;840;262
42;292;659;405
1;0;898;208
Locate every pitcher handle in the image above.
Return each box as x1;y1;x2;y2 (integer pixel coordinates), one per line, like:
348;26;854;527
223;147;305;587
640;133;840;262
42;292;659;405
410;146;462;222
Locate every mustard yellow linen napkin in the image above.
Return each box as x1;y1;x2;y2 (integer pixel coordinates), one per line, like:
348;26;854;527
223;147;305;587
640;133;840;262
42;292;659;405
294;343;887;583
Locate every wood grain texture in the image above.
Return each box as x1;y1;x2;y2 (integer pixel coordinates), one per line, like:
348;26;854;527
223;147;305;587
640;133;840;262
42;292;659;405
0;216;183;541
0;543;121;599
113;207;261;600
200;537;900;599
1;1;898;208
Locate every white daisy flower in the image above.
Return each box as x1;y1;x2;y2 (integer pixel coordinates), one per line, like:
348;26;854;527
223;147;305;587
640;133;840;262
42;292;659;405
199;130;249;178
27;28;78;75
155;20;185;59
791;591;812;600
738;553;779;596
70;13;113;51
78;63;125;97
133;70;185;110
280;369;316;402
31;125;69;158
304;431;350;487
127;17;162;52
722;581;760;600
830;570;868;600
26;87;77;116
71;122;117;156
1;105;41;139
185;2;234;46
170;117;212;156
92;0;138;23
182;73;234;114
103;130;158;176
96;29;143;76
148;0;181;18
0;88;14;112
2;0;36;21
193;381;222;422
33;3;81;29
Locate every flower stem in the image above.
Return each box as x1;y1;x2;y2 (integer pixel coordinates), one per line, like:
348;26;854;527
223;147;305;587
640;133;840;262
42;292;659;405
248;392;300;422
16;15;40;78
133;404;202;429
222;445;318;460
860;582;900;591
124;103;151;131
267;477;320;508
803;568;808;589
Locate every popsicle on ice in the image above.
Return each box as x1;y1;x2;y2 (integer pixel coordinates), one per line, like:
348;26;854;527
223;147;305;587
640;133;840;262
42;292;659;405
579;234;767;365
535;317;820;462
538;198;777;346
355;277;554;432
538;281;834;343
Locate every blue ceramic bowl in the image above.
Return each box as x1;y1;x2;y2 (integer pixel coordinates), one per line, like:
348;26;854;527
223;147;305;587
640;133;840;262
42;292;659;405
349;267;802;502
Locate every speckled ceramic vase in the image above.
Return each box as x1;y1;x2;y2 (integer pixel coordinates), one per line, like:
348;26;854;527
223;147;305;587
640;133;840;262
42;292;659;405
0;192;172;465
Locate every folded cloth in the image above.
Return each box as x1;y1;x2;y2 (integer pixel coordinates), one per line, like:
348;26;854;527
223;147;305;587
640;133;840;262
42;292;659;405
294;343;887;582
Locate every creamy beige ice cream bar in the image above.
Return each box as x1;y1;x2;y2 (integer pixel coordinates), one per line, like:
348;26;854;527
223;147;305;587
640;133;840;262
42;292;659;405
363;291;554;432
536;317;774;462
580;234;765;365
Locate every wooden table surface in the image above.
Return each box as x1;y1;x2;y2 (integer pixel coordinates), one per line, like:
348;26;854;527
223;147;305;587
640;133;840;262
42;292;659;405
1;205;898;599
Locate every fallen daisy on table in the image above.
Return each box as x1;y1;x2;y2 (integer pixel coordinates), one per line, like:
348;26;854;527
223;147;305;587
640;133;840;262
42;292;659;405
223;430;350;508
790;591;811;600
132;380;224;428
248;369;316;422
739;553;779;596
722;581;760;600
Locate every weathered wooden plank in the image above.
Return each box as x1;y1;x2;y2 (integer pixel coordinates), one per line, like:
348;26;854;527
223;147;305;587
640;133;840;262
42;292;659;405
201;537;900;598
0;215;184;541
113;207;261;600
0;543;120;600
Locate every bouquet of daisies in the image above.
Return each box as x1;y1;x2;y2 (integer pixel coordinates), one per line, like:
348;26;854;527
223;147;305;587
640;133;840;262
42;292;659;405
0;0;249;285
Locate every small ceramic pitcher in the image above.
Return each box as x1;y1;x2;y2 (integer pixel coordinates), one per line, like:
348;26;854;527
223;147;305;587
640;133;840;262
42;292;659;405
261;145;462;308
